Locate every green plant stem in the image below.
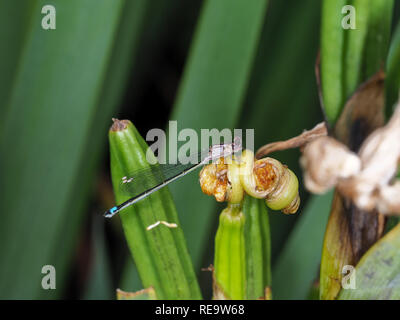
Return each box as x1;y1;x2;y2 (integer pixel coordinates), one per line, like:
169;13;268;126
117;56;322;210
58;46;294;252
214;204;246;300
214;196;271;300
243;195;271;299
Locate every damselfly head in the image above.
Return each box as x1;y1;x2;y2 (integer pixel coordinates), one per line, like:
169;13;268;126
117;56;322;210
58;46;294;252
208;138;242;160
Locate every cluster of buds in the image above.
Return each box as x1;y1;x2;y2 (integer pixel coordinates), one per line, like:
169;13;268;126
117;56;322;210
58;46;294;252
199;149;300;214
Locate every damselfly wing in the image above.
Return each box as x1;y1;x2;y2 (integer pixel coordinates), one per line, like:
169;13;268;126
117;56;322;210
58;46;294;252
104;139;242;218
118;149;207;197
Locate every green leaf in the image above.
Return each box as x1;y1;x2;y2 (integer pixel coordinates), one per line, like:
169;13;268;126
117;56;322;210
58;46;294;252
386;18;400;116
168;0;268;271
0;0;126;299
118;0;199;292
120;258;143;293
109;120;201;299
83;218;113;300
338;223;400;300
243;196;271;300
52;0;151;297
320;0;347;124
320;0;393;124
343;0;369;99
239;0;322;259
363;0;394;79
0;0;35;117
307;281;320;300
167;0;269;270
272;192;333;300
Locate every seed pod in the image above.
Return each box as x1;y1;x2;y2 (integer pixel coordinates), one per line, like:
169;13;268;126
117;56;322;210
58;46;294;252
199;157;244;203
227;159;245;204
240;150;300;214
199;149;300;214
213;204;246;299
213;195;271;300
240;149;283;199
265;168;300;214
199;158;228;201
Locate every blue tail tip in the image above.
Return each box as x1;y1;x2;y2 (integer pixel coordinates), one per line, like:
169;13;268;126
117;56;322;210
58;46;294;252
104;206;118;218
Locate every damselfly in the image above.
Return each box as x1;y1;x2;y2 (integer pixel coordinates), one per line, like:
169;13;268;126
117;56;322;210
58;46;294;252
104;137;242;218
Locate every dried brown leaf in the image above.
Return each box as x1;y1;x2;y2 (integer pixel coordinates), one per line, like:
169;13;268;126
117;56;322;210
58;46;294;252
255;122;327;159
320;71;386;300
334;70;385;150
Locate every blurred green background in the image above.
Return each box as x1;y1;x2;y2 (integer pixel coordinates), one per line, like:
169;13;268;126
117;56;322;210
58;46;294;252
0;0;398;300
